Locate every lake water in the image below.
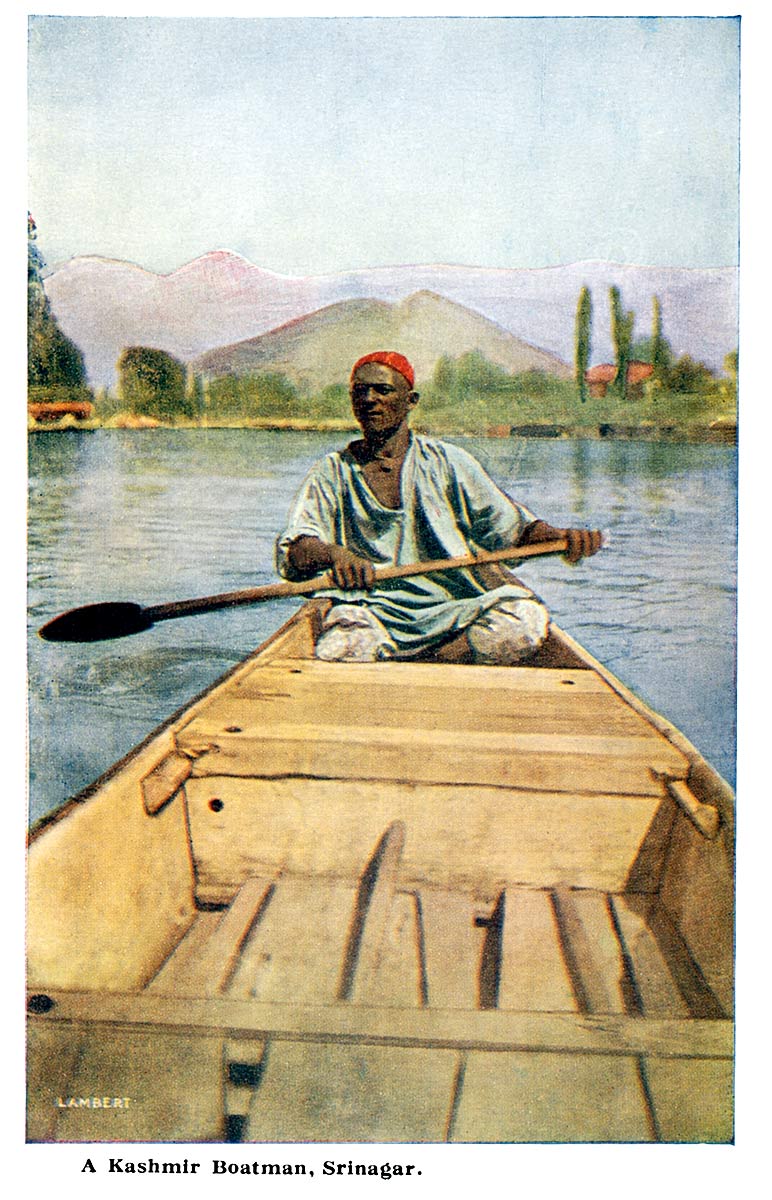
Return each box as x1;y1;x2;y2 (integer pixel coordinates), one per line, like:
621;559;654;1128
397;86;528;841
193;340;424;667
27;429;737;825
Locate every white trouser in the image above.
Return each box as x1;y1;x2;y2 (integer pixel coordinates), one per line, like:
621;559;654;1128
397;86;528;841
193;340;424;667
315;600;549;664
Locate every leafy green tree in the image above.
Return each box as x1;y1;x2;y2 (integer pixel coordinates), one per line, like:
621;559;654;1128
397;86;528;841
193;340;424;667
432;355;455;395
664;355;716;394
28;213;88;391
723;350;738;384
186;368;206;422
117;346;191;419
574;286;592;403
718;349;738;407
206;371;300;420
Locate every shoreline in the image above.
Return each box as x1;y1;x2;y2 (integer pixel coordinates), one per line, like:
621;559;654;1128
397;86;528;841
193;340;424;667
27;417;737;445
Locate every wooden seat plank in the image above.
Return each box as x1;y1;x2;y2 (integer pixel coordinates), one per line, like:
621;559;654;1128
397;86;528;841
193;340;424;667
183;721;688;796
187;672;664;738
203;668;647;738
499;889;577;1012
610;896;690;1017
419;889;486;1009
643;1057;733;1143
227;878;357;1004
244;1041;459;1143
450;1050;655;1142
245;659;607;693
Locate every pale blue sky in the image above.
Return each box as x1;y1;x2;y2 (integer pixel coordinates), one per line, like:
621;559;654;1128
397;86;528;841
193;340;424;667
28;14;740;275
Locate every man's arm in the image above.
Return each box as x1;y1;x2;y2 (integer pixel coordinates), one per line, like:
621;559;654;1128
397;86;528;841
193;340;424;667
518;520;603;564
285;536;375;590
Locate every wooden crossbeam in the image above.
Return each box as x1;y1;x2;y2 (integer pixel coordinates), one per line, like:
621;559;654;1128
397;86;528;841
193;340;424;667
30;990;733;1061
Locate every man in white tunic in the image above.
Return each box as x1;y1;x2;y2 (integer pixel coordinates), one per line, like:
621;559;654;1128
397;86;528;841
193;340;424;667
277;351;602;663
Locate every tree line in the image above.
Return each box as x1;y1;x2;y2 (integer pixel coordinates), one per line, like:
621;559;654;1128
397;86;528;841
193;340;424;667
573;284;735;402
28;215;735;426
28;214;89;398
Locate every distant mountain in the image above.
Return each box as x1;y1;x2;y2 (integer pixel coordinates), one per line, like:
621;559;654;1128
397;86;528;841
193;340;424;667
44;250;738;388
192;291;572;389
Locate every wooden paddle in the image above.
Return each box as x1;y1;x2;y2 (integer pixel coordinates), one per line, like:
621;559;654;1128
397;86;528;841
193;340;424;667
38;538;575;642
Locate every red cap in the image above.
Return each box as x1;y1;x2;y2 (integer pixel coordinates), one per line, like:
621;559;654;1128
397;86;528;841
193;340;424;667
350;351;415;388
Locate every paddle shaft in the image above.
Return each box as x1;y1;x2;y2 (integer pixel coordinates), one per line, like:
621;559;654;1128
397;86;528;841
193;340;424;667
144;539;571;623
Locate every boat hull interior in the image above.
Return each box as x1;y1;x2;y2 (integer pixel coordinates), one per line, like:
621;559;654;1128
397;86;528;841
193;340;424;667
27;601;734;1143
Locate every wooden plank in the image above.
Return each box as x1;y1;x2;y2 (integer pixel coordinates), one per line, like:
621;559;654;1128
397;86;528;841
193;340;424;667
140;748;193;815
244;1041;459;1142
183;720;688;795
256;659;606;694
32;991;734;1061
644;1057;734;1143
555;889;630;1013
147;912;224;994
196;876;274;995
499;889;576;1012
185;776;667;897
149;877;273;997
204;670;648;738
227;878;357;1004
340;822;405;1003
451;1051;654;1142
419;889;486;1009
356;891;424;1009
46;1026;224;1143
207;690;647;738
611;896;690;1017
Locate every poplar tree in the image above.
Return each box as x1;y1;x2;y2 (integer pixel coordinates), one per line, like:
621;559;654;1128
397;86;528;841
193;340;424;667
651;295;667;384
610;286;634;401
574;286;592;403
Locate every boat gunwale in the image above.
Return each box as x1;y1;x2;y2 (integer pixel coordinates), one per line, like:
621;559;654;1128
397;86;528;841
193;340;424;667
545;625;735;850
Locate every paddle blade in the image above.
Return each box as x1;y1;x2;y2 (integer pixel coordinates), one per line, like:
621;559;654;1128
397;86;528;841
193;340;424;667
38;602;154;643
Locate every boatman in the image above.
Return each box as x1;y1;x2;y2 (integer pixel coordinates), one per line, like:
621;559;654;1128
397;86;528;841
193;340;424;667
276;351;602;663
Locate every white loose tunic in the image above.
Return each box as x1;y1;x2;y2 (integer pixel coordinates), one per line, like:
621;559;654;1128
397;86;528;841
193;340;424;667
276;434;539;656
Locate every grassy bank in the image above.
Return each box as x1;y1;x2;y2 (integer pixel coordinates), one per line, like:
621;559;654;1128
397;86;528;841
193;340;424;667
28;386;737;443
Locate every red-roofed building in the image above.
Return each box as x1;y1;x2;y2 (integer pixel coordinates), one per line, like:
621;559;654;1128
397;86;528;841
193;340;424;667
585;361;654;399
585;364;617;398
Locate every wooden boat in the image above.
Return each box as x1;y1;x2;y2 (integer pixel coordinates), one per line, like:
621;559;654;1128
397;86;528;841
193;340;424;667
26;599;734;1144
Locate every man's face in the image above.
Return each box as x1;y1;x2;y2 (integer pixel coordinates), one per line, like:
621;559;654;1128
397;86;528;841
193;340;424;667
350;362;417;438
